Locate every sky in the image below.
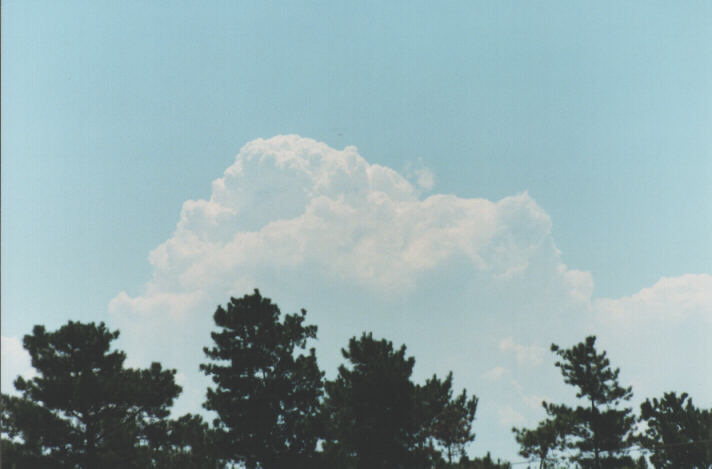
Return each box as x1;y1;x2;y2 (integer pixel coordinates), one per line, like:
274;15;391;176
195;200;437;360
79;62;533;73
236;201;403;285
2;0;711;462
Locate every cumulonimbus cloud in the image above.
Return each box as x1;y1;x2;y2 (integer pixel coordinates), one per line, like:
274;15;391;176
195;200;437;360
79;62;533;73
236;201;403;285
105;135;711;444
110;135;591;319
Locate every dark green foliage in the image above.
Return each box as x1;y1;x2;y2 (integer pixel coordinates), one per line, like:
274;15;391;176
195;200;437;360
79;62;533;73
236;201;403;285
513;414;568;469
638;392;712;468
1;393;70;468
1;321;181;469
144;413;226;468
322;332;478;469
515;336;637;469
458;451;512;468
412;372;456;465
322;333;418;469
432;386;479;464
200;290;324;469
545;336;636;468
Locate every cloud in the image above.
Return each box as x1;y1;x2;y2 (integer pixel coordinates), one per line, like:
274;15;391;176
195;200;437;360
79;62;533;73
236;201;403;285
499;337;546;366
1;336;36;394
508;377;548;411
109;290;204;318
405;158;436;191
111;135;588;319
497;405;526;427
484;366;547;412
484;366;510;381
106;135;710;458
413;167;435;191
595;274;712;325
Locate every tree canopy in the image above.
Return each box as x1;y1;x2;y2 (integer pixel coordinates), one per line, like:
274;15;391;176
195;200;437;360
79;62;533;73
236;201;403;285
200;290;324;469
513;415;566;469
322;332;478;469
638;392;712;469
10;294;709;468
514;336;637;469
1;321;181;469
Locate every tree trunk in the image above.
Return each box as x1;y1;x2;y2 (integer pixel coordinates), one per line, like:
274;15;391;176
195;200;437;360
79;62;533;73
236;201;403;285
85;420;97;469
591;398;599;469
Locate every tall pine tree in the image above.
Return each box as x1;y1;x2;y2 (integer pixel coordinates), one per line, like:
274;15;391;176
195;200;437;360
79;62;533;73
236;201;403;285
322;333;419;469
200;290;324;469
547;336;635;468
322;333;477;469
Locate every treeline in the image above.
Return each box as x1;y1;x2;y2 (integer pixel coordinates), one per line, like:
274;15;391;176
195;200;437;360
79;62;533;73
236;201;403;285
513;337;712;469
1;290;710;469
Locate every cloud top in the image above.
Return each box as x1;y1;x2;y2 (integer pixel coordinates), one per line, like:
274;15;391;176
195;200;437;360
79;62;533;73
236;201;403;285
95;135;710;459
111;135;586;319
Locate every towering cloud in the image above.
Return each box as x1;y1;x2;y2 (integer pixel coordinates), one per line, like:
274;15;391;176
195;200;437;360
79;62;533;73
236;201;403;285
108;135;711;459
110;136;594;327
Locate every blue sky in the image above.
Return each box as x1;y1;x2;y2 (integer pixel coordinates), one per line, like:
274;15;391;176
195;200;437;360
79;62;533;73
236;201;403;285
3;0;711;462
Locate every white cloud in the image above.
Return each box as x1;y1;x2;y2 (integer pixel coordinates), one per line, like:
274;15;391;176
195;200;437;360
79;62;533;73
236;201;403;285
499;337;546;366
109;290;204;318
414;168;435;191
1;336;36;394
484;366;510;381
595;274;712;325
112;135;588;318
106;135;710;459
405;158;436;191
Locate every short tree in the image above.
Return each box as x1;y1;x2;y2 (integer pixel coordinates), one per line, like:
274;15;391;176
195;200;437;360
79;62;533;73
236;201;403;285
1;321;181;469
200;290;324;469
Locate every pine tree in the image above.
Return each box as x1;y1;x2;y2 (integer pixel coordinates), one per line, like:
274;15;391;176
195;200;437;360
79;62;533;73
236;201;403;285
200;290;324;469
432;387;479;465
512;415;567;469
322;332;477;469
144;413;226;469
322;333;418;469
638;392;712;468
547;336;636;468
1;321;181;469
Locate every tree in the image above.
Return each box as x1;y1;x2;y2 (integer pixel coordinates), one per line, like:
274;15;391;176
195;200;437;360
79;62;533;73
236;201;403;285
459;452;512;468
412;373;456;468
546;336;636;468
1;393;70;468
513;412;568;469
1;321;181;469
144;413;227;469
432;387;479;465
322;333;418;469
200;290;324;469
638;392;712;468
322;332;476;469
